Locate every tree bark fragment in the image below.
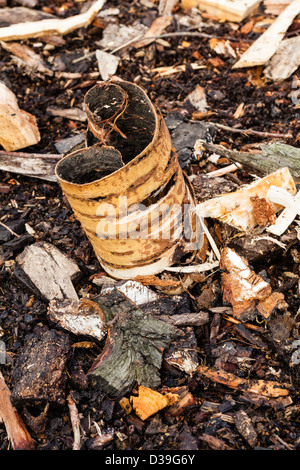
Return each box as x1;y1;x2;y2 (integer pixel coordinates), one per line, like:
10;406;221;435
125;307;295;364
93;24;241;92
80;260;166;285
0;371;35;450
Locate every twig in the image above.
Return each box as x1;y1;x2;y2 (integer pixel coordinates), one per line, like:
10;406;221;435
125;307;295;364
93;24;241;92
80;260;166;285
273;434;295;450
67;392;81;451
208;122;293;139
0;221;21;238
110;31;223;54
55;71;100;80
204;163;241;178
72;31;247;64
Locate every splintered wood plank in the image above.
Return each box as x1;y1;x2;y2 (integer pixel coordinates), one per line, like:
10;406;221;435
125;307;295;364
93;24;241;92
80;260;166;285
233;0;300;68
181;0;261;22
0;0;106;41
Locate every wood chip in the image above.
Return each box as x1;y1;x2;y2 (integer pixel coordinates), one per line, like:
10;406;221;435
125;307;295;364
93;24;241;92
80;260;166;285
95;49;119;81
234;410;258;447
11;329;71;406
233;0;300;68
102;280;159;306
0;370;35;450
15;241;80;302
0;82;40;151
257;291;286;319
185;85;208;112
130;386;178;420
220;247;272;320
48;298;106;341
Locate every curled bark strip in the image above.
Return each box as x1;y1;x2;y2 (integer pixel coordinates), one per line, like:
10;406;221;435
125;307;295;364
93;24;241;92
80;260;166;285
56;79;206;279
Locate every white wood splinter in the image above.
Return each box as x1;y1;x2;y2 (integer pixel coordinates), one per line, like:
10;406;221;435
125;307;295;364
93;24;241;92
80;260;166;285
267;186;300;236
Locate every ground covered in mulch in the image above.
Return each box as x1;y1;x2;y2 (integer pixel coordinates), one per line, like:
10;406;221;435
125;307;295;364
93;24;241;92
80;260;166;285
0;0;299;451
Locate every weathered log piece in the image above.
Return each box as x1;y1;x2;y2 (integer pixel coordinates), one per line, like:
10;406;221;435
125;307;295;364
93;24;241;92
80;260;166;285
88;288;179;398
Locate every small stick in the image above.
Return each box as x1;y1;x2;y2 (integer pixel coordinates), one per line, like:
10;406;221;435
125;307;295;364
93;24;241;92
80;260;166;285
0;370;35;450
209;122;293;140
273;433;295;450
67;392;81;451
0;221;21;238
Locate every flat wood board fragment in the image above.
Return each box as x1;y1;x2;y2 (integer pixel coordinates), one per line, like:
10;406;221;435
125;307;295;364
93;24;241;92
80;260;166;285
181;0;261;22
